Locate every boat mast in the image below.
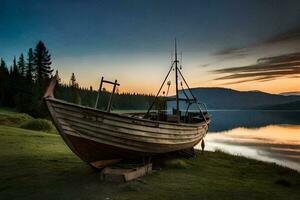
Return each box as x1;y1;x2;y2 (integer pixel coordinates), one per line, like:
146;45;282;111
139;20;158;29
175;39;180;122
144;39;182;122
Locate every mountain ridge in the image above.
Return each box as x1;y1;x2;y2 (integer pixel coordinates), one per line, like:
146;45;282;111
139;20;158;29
170;87;300;109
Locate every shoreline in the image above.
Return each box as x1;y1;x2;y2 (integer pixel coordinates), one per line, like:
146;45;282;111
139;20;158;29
202;148;300;173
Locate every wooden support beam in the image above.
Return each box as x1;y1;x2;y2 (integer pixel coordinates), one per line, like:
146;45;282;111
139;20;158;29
95;77;104;109
102;80;120;86
106;79;118;112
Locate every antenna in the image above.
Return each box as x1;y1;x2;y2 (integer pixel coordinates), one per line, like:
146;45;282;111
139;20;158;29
180;51;183;70
180;52;182;63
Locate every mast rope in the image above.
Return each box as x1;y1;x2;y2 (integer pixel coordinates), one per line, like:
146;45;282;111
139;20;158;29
144;61;175;118
177;68;209;124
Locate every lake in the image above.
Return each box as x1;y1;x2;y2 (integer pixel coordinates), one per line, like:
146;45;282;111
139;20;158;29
196;110;300;171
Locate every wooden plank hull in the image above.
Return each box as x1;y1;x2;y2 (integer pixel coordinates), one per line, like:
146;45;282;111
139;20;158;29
45;97;209;168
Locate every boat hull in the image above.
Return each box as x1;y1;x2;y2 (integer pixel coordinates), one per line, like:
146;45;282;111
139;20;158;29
45;97;209;168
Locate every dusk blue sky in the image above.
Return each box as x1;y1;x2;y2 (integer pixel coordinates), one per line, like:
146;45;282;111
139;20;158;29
1;0;300;93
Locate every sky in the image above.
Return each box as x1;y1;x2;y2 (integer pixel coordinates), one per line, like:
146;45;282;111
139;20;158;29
1;0;300;94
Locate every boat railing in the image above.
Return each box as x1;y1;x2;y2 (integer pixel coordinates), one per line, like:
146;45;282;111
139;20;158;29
180;101;209;124
197;102;208;114
147;106;209;124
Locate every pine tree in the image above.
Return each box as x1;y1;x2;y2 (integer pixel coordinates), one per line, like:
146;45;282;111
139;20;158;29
69;73;81;104
0;58;7;71
15;48;37;114
11;56;19;76
33;41;53;84
8;56;22;108
0;58;9;105
18;53;26;76
31;41;54;117
0;58;8;76
69;73;77;87
26;48;34;80
54;70;61;83
14;54;28;112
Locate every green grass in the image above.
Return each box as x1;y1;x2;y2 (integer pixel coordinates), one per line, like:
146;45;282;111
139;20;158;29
0;124;300;200
20;118;55;133
163;158;189;169
0;112;32;127
0;108;57;134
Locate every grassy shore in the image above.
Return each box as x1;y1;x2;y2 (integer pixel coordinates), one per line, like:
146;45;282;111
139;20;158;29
0;109;300;200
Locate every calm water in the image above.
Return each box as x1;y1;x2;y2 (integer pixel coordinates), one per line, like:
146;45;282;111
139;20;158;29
196;111;300;171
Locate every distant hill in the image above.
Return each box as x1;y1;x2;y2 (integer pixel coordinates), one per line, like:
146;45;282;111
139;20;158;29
256;100;300;110
168;87;300;110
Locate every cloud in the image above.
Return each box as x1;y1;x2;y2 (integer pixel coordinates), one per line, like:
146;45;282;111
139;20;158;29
213;52;300;83
265;26;300;44
220;76;280;85
212;25;300;84
215;47;240;56
214;47;249;59
215;25;300;58
199;63;211;67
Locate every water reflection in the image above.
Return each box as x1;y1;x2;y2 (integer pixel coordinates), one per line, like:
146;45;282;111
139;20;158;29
208;110;300;132
199;125;300;171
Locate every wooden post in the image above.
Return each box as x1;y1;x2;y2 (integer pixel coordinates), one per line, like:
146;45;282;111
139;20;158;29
201;139;205;154
95;77;104;109
106;80;118;112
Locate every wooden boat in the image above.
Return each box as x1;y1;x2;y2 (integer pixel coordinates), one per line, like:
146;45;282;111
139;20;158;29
44;41;210;168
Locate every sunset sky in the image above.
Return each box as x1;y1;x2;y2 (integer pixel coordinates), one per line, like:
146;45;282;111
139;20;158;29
1;0;300;94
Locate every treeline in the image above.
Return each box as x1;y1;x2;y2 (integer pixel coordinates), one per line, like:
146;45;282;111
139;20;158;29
0;41;156;118
55;82;156;110
0;41;53;117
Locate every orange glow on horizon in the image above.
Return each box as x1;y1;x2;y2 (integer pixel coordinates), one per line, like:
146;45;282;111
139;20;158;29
180;76;300;95
60;74;300;95
212;77;300;94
